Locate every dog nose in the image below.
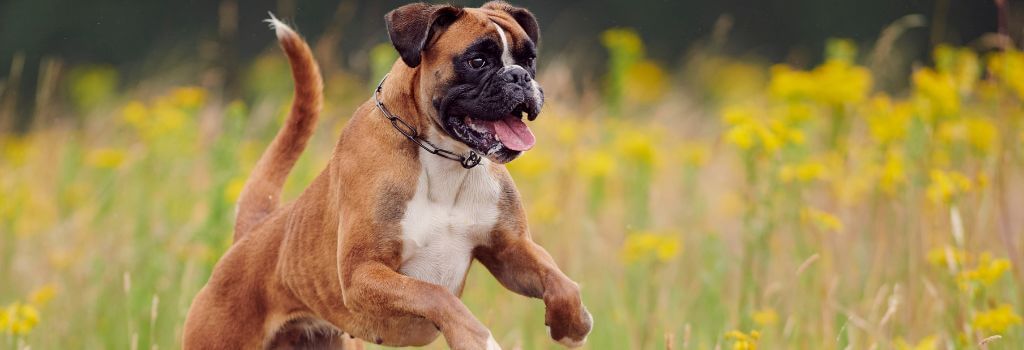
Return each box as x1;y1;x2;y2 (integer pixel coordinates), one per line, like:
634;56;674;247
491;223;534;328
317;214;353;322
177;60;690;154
502;66;531;84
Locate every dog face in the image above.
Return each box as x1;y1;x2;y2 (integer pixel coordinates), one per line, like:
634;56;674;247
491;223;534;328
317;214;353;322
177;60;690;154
386;1;543;164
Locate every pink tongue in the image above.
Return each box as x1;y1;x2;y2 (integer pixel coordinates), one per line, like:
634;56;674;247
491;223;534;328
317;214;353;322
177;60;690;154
493;116;535;151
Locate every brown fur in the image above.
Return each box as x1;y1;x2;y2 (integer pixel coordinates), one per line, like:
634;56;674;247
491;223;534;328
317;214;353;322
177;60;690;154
183;3;590;349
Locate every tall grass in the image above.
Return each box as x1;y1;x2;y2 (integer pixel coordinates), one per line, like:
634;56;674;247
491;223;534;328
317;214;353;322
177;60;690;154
1;27;1023;349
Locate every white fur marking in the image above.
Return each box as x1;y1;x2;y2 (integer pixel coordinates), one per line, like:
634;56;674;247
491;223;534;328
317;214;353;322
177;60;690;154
398;148;501;295
486;333;502;350
493;22;515;66
264;12;293;39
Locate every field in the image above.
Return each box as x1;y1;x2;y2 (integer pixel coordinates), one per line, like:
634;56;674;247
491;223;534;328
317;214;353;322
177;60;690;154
2;26;1023;349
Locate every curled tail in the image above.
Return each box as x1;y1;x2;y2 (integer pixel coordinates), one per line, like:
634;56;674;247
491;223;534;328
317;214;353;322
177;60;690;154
234;14;323;241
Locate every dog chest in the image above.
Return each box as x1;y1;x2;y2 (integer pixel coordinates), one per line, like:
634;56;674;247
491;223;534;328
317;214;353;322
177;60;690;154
398;157;501;294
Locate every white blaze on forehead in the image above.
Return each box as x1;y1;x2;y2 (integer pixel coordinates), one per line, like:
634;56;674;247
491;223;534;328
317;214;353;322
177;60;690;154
492;22;515;66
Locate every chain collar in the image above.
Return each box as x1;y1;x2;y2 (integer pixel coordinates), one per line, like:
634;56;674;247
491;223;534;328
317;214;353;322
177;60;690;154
374;75;482;169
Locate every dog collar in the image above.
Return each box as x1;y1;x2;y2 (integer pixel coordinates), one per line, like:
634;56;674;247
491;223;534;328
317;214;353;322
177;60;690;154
374;75;482;169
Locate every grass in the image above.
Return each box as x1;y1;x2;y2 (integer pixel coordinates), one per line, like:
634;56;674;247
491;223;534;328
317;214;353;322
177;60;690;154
1;27;1023;349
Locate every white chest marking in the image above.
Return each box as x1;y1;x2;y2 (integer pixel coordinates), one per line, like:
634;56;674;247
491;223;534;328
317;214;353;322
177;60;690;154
399;149;501;294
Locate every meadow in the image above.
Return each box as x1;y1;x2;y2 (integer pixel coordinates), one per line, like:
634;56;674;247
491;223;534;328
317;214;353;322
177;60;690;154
1;25;1023;349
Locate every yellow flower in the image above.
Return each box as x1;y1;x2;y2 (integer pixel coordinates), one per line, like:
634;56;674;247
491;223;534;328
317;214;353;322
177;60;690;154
121;100;148;126
801;207;844;233
722;106;788;156
1;136;32;166
768;64;816;101
913;68;959;117
779;159;828;183
958;252;1011;288
877;149;907;194
894;334;939;350
972;304;1022;334
752;308;779;327
86;148;127;169
864;94;912;145
926;245;969;268
987;49;1024;100
811;59;872;105
937;116;999;154
614;129;658;166
29;284;57;306
926;169;973;204
621;231;682;265
2;302;40;336
508;150;552;179
600;28;644;58
624;60;668;103
224;177;247;204
677;142;710;168
171;86;207;109
725;330;760;350
576;150;616;179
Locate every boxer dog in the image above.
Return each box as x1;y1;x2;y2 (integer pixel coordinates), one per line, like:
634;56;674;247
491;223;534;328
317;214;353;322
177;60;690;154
183;2;592;349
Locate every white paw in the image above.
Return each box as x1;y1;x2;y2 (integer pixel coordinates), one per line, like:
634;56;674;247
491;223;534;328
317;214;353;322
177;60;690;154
486;333;502;350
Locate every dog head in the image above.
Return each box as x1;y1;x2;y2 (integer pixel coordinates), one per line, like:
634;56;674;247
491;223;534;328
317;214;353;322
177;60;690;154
386;1;543;164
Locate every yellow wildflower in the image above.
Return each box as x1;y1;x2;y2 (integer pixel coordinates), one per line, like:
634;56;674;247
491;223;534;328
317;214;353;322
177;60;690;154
508;151;552;179
614;129;658;166
600;28;644;58
801;207;844;233
752;308;779;327
877;149;907;194
768;64;816;101
171;86;207;109
677;142;710;168
722;107;787;155
937;116;999;154
958;252;1011;288
894;334;939;350
29;284;57;306
1;136;32;166
912;68;959;117
86;148;127;169
224;177;247;204
864;94;912;145
779;159;828;183
121;100;148;126
926;245;969;268
576;150;616;179
621;231;682;265
812;59;872;105
926;169;973;204
972;304;1022;334
725;330;760;350
624;60;667;103
987;49;1024;100
2;302;40;336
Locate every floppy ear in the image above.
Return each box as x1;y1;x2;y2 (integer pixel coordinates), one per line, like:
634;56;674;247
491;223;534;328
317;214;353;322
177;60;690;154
483;1;540;45
385;3;464;68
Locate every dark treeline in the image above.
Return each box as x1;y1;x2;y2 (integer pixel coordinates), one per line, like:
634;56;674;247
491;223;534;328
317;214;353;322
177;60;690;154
0;0;1005;126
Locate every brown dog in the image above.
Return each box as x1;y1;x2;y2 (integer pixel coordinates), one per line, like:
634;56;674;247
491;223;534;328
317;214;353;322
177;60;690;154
183;2;592;349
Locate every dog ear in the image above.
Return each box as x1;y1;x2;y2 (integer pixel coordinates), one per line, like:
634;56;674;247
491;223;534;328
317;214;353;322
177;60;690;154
385;3;464;68
483;1;540;45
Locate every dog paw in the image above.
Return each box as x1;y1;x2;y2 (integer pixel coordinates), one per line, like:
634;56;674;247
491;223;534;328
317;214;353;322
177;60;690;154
545;303;592;348
546;307;591;348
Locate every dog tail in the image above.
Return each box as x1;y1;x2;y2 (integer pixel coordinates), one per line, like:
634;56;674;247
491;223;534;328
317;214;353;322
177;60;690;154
234;13;323;241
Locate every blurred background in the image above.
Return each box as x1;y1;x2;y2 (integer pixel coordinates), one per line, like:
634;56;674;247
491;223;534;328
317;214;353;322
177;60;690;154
1;0;1022;349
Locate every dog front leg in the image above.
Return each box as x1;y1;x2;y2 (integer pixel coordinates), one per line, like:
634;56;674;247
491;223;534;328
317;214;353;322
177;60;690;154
341;262;500;350
474;238;592;348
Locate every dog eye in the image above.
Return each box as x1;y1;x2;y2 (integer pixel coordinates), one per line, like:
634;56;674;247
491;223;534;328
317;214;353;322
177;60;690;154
468;57;487;69
526;57;535;67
